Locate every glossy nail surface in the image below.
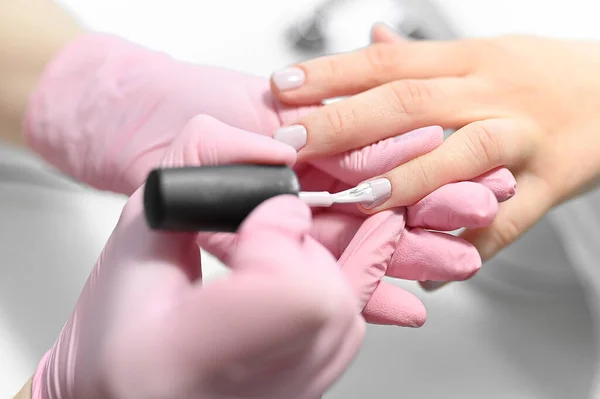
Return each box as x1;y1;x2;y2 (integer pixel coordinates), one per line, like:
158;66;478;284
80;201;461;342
363;178;392;209
272;67;306;91
273;125;307;151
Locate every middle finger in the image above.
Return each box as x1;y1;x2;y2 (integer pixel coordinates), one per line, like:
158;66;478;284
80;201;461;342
274;76;485;160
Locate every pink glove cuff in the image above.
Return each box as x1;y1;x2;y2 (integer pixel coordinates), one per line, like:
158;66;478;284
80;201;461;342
31;350;51;399
25;32;173;191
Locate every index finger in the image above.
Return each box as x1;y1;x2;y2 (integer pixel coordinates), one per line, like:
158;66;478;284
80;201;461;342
271;40;474;105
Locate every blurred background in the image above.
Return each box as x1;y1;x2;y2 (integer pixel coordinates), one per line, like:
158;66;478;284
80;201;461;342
3;0;600;397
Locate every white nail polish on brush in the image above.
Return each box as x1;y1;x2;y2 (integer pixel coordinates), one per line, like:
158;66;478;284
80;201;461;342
299;178;391;208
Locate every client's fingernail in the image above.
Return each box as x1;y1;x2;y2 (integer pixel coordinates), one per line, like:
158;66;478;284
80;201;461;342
274;125;307;151
419;281;448;292
272;67;306;91
363;178;392;209
371;22;402;42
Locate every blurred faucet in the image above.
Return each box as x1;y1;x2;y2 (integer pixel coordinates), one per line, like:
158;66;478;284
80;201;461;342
393;0;458;40
286;0;459;55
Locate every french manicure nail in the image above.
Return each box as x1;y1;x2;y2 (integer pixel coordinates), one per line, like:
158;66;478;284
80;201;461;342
272;67;306;91
363;178;392;209
371;22;398;37
273;125;307;151
419;281;448;291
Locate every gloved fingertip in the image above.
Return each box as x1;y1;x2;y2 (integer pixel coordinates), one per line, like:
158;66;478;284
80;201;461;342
229;197;318;274
458;206;498;230
499;184;517;203
391;125;444;148
472;167;517;202
170;115;297;168
362;281;427;327
238;195;312;241
455;246;483;280
223;126;298;166
419;262;480;292
460;189;499;228
337;209;405;307
407;181;498;230
388;229;482;282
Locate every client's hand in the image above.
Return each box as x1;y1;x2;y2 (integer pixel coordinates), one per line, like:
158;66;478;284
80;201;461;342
31;118;364;399
270;25;600;262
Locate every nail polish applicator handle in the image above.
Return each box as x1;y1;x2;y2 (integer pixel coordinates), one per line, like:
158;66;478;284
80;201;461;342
144;164;302;232
143;164;379;233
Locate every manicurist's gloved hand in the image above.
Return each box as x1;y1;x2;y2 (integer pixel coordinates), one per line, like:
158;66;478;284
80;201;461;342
25;33;517;326
203;125;517;326
18;118;364;399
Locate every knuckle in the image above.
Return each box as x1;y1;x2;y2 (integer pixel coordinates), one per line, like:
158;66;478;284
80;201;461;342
518;117;543;156
412;158;432;189
388;80;433;116
324;106;354;139
364;43;396;74
492;216;521;249
323;57;343;80
460;122;503;170
457;38;493;69
404;157;434;202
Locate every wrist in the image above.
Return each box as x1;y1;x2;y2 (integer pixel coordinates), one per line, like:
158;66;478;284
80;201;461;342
25;32;173;193
13;377;32;399
13;350;51;399
30;350;51;399
0;0;83;146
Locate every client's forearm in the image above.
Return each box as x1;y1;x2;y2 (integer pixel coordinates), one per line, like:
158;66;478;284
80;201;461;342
0;0;83;146
13;377;32;399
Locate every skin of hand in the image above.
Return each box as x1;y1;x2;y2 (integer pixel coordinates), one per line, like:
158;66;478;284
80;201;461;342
32;117;365;399
0;0;82;145
25;32;517;325
270;23;600;268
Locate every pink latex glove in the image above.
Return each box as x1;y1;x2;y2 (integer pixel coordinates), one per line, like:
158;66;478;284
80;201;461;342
26;33;516;327
33;117;364;399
